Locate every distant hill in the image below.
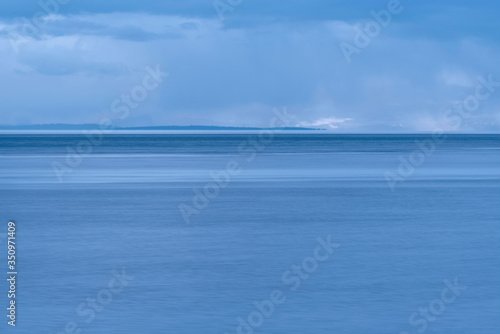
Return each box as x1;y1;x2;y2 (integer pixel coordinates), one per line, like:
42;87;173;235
0;124;323;131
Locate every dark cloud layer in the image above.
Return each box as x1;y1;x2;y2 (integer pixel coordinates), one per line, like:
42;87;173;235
0;1;499;131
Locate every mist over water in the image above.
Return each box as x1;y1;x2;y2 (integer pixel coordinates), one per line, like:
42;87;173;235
0;134;499;333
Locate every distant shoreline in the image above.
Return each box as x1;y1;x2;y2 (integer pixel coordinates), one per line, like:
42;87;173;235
0;124;323;131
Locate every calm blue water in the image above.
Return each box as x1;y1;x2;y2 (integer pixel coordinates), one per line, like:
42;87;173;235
0;134;499;333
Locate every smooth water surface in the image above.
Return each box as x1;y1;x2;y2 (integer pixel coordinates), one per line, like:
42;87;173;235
0;134;498;333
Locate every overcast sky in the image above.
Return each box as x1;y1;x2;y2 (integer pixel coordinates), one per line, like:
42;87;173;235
1;0;499;131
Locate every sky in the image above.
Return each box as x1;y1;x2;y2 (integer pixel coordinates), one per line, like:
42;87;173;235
0;0;499;132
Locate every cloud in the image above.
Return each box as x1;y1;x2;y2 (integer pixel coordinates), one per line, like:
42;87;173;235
0;13;202;43
438;70;475;87
0;6;499;131
298;117;353;129
14;36;129;76
1;0;499;40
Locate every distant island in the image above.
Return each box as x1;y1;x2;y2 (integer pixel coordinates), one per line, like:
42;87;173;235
0;124;324;131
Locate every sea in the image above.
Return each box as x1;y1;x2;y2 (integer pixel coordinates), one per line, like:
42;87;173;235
0;133;498;333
